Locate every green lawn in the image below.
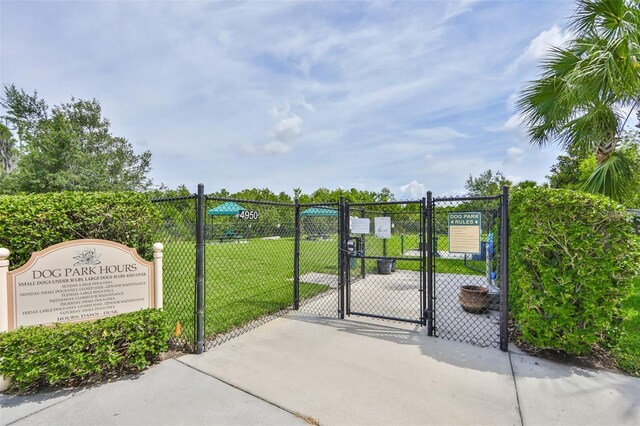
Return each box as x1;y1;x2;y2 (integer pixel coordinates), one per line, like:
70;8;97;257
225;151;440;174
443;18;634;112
612;278;640;376
161;234;489;347
162;238;331;346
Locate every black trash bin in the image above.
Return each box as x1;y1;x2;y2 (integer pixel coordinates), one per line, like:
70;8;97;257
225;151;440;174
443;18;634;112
377;259;393;275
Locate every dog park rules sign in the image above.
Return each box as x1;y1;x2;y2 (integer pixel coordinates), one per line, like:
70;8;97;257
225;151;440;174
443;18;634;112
448;212;481;255
7;239;154;329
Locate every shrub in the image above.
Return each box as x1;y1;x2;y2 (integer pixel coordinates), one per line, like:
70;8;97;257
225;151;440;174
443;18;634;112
510;188;640;354
0;309;170;393
0;191;161;268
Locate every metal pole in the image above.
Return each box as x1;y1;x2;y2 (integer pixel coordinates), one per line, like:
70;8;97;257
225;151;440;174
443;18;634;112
382;211;387;257
293;199;301;310
426;191;434;336
421;197;427;327
499;186;510;352
195;183;205;354
361;208;366;279
339;196;346;319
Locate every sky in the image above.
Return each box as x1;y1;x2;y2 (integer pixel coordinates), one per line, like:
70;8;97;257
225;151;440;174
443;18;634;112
1;0;581;198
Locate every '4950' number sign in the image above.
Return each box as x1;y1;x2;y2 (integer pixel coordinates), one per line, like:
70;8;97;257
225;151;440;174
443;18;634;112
238;210;259;220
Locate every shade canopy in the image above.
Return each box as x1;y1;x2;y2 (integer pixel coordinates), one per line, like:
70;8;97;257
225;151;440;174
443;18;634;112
208;201;246;216
300;207;338;217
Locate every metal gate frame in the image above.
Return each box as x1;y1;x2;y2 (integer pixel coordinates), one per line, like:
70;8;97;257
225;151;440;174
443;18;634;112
338;197;427;326
335;187;509;351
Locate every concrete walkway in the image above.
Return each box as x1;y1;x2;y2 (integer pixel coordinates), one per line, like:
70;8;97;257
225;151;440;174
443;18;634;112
1;360;306;426
2;312;640;425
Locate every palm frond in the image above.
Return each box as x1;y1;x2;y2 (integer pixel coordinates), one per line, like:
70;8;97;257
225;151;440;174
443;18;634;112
581;150;636;200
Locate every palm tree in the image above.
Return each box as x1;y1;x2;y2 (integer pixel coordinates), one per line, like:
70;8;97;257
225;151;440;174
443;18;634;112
517;0;640;201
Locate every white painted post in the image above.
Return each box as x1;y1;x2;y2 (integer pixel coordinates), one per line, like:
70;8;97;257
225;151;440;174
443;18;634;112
0;248;10;333
0;248;11;391
153;243;164;309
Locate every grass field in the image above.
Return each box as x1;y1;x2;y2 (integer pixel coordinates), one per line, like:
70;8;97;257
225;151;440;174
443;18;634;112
161;233;490;347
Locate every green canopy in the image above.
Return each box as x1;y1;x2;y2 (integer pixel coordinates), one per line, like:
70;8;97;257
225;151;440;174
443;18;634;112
300;207;338;217
207;201;246;216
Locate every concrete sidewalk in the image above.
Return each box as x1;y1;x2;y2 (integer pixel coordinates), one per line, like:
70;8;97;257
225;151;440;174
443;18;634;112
2;312;640;425
0;360;306;426
181;311;640;426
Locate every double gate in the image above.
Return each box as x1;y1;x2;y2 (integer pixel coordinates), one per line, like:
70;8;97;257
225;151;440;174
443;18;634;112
327;189;509;351
153;186;509;353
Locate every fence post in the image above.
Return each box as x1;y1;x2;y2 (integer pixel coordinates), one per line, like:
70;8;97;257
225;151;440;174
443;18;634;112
360;208;366;279
426;192;434;336
500;185;510;352
339;196;346;319
153;243;164;310
0;248;10;333
195;183;205;354
293;199;301;310
382;211;387;257
421;197;427;327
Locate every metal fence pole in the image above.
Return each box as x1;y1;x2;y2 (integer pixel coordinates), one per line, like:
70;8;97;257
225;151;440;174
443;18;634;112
426;191;434;336
195;183;205;354
499;185;510;352
361;207;366;279
339;196;346;319
293;199;301;310
421;197;427;327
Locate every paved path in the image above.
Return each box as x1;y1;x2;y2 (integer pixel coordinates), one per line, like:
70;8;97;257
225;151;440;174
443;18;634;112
1;360;306;426
2;312;640;425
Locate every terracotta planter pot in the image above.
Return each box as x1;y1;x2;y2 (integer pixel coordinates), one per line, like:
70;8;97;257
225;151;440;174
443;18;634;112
459;285;489;313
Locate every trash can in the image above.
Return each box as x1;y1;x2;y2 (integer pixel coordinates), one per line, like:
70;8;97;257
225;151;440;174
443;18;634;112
377;259;393;275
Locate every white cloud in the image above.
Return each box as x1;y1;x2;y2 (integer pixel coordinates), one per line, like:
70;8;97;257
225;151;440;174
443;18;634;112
271;114;303;143
505;146;525;164
407;127;469;142
265;141;291;154
488;112;529;144
507;25;573;74
399;180;426;199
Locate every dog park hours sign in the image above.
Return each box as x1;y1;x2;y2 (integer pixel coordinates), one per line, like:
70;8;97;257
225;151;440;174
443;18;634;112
448;212;481;255
6;239;155;329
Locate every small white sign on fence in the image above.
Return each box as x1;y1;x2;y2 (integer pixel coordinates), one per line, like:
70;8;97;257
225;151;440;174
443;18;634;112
350;218;370;234
374;217;392;239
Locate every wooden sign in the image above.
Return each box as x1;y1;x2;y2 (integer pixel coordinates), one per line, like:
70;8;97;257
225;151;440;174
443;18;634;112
7;239;154;330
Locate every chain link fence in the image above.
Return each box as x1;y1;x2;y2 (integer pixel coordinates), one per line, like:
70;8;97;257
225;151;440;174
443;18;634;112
431;195;505;348
297;203;340;317
151;195;199;351
345;201;426;324
152;186;509;353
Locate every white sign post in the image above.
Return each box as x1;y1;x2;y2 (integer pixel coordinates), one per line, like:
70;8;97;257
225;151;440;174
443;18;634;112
374;217;392;239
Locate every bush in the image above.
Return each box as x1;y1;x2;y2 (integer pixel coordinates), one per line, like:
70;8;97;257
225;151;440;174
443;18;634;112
0;191;161;268
0;309;170;393
510;188;640;354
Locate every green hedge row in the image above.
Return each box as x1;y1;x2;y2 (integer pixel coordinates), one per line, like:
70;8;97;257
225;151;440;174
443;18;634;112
0;191;161;268
0;309;170;393
510;188;640;354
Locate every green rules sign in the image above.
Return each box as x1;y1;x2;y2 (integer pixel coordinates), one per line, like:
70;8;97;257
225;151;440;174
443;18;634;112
448;212;481;254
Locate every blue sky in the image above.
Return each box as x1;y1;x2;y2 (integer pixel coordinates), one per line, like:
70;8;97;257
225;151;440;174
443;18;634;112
1;0;579;198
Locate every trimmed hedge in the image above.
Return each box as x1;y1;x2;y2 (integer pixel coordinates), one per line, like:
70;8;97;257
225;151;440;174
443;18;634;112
0;191;161;268
0;309;170;393
510;188;640;354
